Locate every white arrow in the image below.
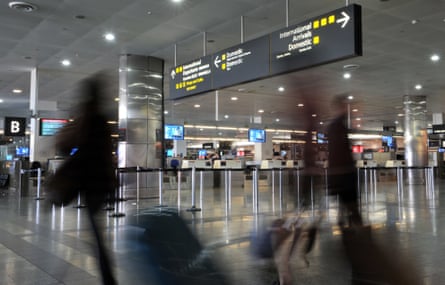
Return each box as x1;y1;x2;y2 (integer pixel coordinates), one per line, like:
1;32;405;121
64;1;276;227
170;69;176;79
336;11;350;28
214;55;221;68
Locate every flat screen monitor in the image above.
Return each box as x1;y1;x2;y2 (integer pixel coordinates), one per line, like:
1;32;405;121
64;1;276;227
164;124;184;140
166;149;174;157
382;135;394;148
248;128;266;143
363;152;373;160
39;118;68;136
16;146;29;157
198;149;207;159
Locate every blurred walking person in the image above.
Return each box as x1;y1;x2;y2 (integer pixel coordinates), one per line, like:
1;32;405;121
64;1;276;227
326;96;363;227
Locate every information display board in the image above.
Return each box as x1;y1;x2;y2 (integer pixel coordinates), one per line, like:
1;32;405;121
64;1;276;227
212;36;270;89
270;4;362;75
169;55;212;99
169;4;362;99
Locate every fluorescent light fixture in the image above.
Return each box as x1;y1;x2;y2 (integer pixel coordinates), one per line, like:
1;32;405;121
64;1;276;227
61;59;71;66
194;104;200;108
12;89;22;94
0;99;3;103
312;114;317;117
343;72;351;79
415;84;422;90
164;110;169;114
275;118;280;122
278;86;285;92
297;103;304;107
258;109;264;113
231;97;238;101
352;108;358;112
348;95;354;100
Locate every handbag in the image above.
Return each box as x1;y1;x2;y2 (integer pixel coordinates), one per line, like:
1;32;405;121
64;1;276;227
45;152;84;206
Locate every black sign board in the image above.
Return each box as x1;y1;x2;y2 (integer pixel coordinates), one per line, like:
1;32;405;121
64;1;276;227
432;124;445;134
4;117;26;136
270;4;362;75
212;36;270;89
169;55;212;99
169;4;362;99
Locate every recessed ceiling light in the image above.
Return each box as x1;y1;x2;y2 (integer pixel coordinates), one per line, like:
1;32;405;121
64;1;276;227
431;54;440;62
343;72;351;79
352;108;358;112
278;86;285;92
8;1;37;13
411;19;418;24
164;110;169;114
61;59;71;66
224;114;229;119
398;113;404;117
172;0;183;3
104;32;115;41
415;84;422;90
297;103;304;107
194;104;200;108
12;89;22;94
395;121;399;124
275;118;280;122
312;114;317;117
319;122;324;125
348;95;354;100
356;118;361;121
0;99;4;103
231;97;238;101
357;124;361;128
258;109;264;113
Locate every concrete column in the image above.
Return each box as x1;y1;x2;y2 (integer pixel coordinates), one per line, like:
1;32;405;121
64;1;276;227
404;95;428;184
118;55;164;168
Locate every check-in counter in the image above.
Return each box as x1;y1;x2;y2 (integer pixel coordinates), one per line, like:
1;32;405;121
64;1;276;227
291;160;305;169
181;159;212;169
356;160;378;168
385;160;405;168
213;160;243;169
260;160;287;169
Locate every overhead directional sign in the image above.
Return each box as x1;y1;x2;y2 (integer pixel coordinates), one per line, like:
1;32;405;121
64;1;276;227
212;36;270;89
169;4;362;99
270;4;362;75
170;55;212;98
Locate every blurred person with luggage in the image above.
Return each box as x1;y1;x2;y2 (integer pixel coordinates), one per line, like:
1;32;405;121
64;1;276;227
47;73;117;285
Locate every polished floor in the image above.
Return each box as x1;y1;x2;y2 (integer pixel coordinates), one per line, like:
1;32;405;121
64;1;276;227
0;169;444;285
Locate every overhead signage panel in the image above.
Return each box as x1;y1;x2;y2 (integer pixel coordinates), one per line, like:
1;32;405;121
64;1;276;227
169;55;212;99
212;36;270;89
270;4;362;75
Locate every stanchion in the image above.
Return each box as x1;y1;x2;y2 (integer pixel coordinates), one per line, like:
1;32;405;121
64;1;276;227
296;168;300;209
177;170;182;210
224;169;229;214
325;168;329;210
109;168;125;218
187;166;201;212
199;170;204;209
73;192;86;208
279;168;283;213
271;169;275;212
35;168;44;200
252;168;259;214
156;168;168;207
136;165;140;204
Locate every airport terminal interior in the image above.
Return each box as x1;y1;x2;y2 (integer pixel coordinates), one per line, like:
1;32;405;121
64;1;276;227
1;0;445;284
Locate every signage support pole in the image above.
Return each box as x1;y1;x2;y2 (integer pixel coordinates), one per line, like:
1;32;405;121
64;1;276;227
240;15;245;43
286;0;289;27
215;90;219;121
203;32;207;56
174;44;177;66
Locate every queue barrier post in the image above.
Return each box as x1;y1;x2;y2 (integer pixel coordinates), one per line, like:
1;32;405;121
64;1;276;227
187;166;201;212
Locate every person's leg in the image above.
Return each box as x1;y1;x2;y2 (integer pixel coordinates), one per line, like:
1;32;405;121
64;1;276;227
87;207;117;285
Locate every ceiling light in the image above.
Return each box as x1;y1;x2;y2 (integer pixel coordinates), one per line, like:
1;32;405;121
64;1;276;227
297;103;304;107
224;114;229;119
357;124;361;128
8;1;37;12
348;95;354;100
194;104;200;108
343;72;351;79
258;109;264;113
164;110;169;114
172;0;183;3
12;89;22;94
319;122;324;125
415;84;422;90
0;99;3;103
61;59;71;66
104;32;115;41
411;19;418;24
278;86;285;92
356;118;361;121
231;97;238;101
352;108;358;112
395;121;399;124
312;114;317;117
275;118;280;122
431;54;440;62
397;113;404;117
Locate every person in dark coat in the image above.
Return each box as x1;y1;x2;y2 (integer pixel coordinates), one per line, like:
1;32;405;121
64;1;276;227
327;96;363;227
55;74;117;285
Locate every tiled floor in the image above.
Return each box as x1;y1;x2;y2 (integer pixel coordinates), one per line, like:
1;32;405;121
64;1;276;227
0;170;444;284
